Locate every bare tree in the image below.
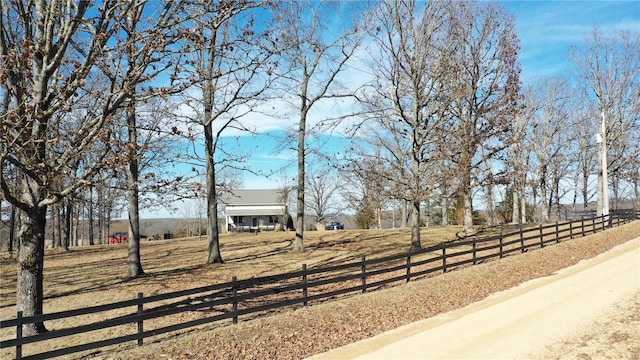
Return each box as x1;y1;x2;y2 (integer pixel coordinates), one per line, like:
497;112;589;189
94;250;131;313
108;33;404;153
270;0;362;251
509;83;543;224
305;165;343;230
568;27;640;215
122;2;146;277
481;152;496;226
0;1;183;335
340;148;392;230
564;96;599;213
360;0;452;250
179;0;273;263
111;0;180;277
444;0;521;231
527;77;574;222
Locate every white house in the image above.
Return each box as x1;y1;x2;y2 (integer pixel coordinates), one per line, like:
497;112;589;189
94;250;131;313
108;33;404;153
224;189;290;232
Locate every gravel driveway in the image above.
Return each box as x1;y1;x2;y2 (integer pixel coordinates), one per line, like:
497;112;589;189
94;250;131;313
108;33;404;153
310;237;639;359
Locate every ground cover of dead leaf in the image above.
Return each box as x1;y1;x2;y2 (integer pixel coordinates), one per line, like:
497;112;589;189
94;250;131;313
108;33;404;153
114;222;639;360
2;222;639;359
1;226;464;358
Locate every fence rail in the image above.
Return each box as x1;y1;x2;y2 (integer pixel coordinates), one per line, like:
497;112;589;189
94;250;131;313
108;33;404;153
1;213;636;360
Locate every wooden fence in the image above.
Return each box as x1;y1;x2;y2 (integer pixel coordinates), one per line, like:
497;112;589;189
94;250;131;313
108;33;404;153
573;208;639;221
1;214;636;360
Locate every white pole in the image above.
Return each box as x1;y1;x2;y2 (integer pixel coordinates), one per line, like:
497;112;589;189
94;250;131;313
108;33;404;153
601;112;609;216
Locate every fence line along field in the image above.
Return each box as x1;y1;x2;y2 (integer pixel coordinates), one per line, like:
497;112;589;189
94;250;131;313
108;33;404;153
1;226;464;307
1;227;466;356
2;219;635;359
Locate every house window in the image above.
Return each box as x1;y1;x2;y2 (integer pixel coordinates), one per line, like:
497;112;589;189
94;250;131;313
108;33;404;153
233;216;244;224
269;216;278;223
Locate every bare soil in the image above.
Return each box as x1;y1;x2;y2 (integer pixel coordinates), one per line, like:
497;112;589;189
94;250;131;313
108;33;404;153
534;290;639;360
1;222;639;359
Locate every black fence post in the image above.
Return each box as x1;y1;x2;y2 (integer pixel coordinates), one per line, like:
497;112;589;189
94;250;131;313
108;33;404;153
520;224;525;253
16;311;22;360
499;229;504;259
472;238;478;264
361;255;367;293
601;214;605;232
406;253;412;283
442;246;447;273
569;220;573;239
581;218;585;236
302;264;308;306
555;221;559;243
232;276;238;324
592;217;596;234
137;292;144;346
539;224;544;248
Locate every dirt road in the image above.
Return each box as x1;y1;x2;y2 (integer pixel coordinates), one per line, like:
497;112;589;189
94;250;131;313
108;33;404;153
310;237;640;359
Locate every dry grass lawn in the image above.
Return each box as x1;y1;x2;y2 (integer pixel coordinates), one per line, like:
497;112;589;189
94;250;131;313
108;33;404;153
1;226;466;358
1;226;466;308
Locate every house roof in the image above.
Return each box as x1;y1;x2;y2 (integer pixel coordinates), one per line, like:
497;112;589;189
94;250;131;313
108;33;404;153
225;205;287;216
223;189;287;206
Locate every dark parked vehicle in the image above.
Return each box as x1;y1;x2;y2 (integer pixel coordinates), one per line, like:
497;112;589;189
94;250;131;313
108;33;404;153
325;222;344;230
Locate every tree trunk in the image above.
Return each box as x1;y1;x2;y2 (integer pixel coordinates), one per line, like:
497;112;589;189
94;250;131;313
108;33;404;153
125;104;144;277
511;189;519;224
125;169;144;276
52;204;61;249
485;161;495;225
554;176;561;221
611;174;619;210
531;188;538;222
62;199;71;251
401;201;408;228
596;168;603;216
16;205;48;335
486;182;495;226
97;187;104;245
520;190;527;224
540;191;549;223
409;146;422;248
463;189;473;231
410;199;421;251
461;150;474;231
73;204;80;247
572;169;579;214
635;177;639;210
88;186;95;246
441;195;449;226
9;204;16;254
539;167;550;223
294;107;307;252
392;206;395;229
582;169;589;210
205;122;223;264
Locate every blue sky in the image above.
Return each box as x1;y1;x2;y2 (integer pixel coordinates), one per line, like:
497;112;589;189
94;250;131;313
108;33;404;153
501;0;639;81
239;0;640;186
144;0;639;218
